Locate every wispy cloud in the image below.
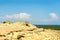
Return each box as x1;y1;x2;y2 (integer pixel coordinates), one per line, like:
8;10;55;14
49;13;58;20
0;12;59;23
0;13;31;21
39;12;59;22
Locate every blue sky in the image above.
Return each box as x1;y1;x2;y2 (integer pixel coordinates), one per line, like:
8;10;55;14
0;0;60;25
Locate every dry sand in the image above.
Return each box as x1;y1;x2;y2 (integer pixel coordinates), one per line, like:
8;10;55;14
0;22;60;40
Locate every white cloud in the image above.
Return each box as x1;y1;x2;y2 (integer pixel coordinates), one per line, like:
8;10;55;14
49;13;58;20
18;13;31;19
39;13;59;22
0;13;31;20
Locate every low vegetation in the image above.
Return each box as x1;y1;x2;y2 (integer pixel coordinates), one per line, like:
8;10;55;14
36;25;60;30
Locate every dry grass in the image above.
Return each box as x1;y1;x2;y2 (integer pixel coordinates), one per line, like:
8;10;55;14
0;21;60;40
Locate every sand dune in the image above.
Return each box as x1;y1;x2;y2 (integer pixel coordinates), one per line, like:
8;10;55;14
0;21;60;40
